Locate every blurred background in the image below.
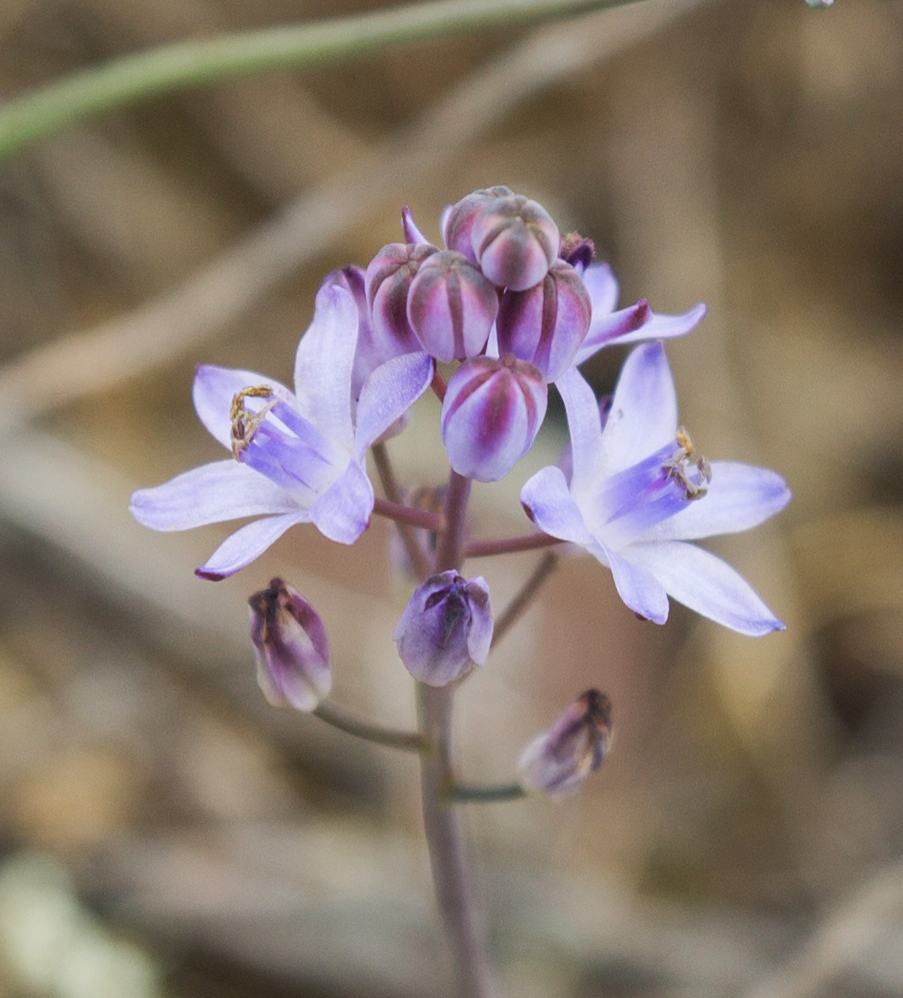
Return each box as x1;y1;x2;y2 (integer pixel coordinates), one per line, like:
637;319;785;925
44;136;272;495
1;0;902;995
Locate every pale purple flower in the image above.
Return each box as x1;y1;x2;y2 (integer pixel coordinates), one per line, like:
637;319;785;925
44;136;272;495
520;342;791;635
518;690;613;799
130;283;434;579
249;578;331;712
393;571;493;686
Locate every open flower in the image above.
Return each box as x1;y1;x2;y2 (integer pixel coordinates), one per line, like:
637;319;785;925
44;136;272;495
130;283;434;579
520;342;791;635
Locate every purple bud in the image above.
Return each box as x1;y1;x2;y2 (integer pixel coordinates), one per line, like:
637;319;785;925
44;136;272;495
470;193;559;292
248;578;331;712
496;260;592;382
365;242;438;356
441;355;548;482
407;250;499;362
442;186;514;264
393;571;493;686
518;690;613;799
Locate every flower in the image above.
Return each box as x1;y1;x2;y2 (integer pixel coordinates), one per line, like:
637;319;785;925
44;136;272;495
518;690;613;799
249;578;331;712
520;342;791;635
130;282;434;579
393;571;493;685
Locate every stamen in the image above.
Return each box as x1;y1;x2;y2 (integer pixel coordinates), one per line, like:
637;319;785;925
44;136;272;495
662;425;712;501
230;385;276;459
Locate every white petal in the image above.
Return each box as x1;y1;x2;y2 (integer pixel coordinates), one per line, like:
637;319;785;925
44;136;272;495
309;460;374;544
294;282;358;450
628;540;785;636
195;512;308;580
599;342;678;476
130;460;297;531
641;462;791;542
601;542;669;624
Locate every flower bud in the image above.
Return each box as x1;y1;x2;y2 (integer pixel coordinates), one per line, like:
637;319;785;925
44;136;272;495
442;186;514;264
470;193;559;292
518;690;613;799
441;355;548;482
393;571;493;686
496;260;592;382
365;242;438;356
407;250;499;362
248;579;331;712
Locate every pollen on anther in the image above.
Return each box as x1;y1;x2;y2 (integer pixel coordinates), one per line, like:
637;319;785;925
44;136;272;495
230;385;276;459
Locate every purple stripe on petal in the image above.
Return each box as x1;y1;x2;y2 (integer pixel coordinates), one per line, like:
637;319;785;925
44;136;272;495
130;460;297;531
640;462;791;542
195;512;308;581
627;540;785;636
193;365;291;450
599;343;678;477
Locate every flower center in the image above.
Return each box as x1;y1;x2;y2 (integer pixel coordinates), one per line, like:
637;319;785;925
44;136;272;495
230;385;277;459
662;426;711;501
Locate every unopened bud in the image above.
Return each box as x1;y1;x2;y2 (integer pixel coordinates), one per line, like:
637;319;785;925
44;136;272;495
393;571;493;686
441;355;548;482
407;250;499;362
470;193;559;292
365;242;438;356
496;260;592;382
248;579;331;712
442;186;514;265
518;690;613;799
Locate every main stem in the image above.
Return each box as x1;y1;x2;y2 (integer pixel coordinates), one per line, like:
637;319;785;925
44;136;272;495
419;471;499;997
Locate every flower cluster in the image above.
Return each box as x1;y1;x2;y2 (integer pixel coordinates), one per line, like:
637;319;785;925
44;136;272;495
131;187;790;794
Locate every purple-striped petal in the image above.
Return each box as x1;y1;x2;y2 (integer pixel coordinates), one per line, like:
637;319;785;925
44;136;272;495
195;512;308;581
627;540;785;635
640;462;791;542
599;342;678;476
354;351;434;458
293;282;358;450
193;364;292;450
130;460;297;531
575;301;706;366
309;459;373;544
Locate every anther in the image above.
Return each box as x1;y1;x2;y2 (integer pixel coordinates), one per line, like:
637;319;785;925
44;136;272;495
230;385;276;459
662;426;712;500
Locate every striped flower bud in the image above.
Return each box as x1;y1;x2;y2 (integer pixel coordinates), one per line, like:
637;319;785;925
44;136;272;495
470;193;559;292
442;186;514;265
441;355;548;482
407;250;499;362
518;690;613;799
496;260;592;382
393;571;493;686
365;242;438;356
248;579;331;712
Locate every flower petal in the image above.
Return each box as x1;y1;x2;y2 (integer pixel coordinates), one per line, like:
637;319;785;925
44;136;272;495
555;366;605;498
402;206;431;246
599;342;678;476
520;466;595;547
130;460;298;531
581;262;619;314
193;365;292;450
195;512;308;580
575;301;706;365
640;462;791;542
309;459;374;544
627;540;785;635
293;282;358;450
354;351;434;458
612;302;706;346
600;542;669;624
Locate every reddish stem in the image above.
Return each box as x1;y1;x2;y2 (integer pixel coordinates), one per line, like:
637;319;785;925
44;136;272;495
464;532;563;559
